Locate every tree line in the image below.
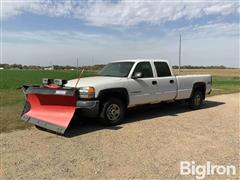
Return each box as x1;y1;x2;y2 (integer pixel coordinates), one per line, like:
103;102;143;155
0;64;105;70
0;63;234;70
172;65;228;69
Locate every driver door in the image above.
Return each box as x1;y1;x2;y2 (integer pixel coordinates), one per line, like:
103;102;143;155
127;62;158;106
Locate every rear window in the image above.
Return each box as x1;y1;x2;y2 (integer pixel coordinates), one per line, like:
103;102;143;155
154;62;171;77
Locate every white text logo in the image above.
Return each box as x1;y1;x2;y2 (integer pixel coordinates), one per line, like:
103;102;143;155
180;161;236;179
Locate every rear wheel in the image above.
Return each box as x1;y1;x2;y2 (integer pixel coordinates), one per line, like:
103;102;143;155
99;98;126;126
188;90;204;110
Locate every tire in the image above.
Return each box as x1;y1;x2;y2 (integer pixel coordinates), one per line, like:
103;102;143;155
188;90;204;110
99;98;126;126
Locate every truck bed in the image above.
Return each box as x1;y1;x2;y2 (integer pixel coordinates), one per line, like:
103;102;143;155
175;74;212;100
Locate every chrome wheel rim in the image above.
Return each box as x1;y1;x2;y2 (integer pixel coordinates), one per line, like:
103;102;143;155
106;104;120;121
194;94;201;106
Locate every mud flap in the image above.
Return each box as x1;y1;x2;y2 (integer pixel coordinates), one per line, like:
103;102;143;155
21;87;78;134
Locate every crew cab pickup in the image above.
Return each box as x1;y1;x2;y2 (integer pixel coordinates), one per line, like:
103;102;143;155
21;59;212;134
67;59;212;124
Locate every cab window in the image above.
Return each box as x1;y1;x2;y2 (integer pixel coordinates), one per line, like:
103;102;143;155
133;62;153;78
154;62;171;77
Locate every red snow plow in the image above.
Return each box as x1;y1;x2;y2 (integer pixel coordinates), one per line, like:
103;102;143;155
21;79;79;134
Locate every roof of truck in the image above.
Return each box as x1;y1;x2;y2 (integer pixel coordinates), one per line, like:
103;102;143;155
111;59;169;63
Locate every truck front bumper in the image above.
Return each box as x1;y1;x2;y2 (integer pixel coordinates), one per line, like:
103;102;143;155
76;100;100;117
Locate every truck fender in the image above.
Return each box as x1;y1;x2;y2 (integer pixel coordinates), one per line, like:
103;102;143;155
190;82;206;99
97;88;129;107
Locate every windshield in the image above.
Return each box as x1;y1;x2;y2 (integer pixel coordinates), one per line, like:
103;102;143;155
98;62;134;77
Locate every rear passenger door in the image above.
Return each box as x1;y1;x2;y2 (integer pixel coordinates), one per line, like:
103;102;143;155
154;62;177;101
128;62;159;106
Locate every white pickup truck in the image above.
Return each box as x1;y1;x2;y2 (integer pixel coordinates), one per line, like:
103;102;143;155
21;59;212;134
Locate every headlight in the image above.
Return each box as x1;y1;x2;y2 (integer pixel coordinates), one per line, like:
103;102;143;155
79;87;95;98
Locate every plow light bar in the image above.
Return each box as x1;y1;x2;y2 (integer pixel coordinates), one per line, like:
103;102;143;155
42;78;54;85
53;79;67;86
42;78;67;86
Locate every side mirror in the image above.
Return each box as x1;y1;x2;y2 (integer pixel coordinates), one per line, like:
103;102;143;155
132;72;143;79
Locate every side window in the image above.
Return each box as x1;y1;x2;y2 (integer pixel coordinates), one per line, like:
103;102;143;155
133;62;153;78
154;62;171;77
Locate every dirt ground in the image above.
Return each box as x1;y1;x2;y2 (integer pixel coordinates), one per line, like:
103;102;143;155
1;93;239;179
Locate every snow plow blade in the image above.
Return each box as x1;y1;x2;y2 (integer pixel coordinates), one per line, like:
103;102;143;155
21;86;78;134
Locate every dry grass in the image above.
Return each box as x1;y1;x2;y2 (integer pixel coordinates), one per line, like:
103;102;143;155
0;104;32;133
174;68;240;77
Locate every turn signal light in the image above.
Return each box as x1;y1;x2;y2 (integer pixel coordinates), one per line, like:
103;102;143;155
79;87;95;98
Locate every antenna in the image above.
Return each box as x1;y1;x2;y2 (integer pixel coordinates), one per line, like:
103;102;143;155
75;69;85;88
178;33;182;75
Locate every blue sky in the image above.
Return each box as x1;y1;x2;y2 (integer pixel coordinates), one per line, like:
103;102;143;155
1;0;239;67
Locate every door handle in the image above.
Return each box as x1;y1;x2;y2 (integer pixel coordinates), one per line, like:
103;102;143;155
152;81;157;85
170;80;174;84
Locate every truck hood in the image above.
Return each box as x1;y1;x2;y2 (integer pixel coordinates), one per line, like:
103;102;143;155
65;76;124;88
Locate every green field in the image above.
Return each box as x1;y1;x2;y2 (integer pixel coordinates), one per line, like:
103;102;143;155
0;69;239;133
211;76;240;95
0;69;96;90
0;70;97;107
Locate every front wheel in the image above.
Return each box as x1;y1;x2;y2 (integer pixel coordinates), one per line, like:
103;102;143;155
99;98;126;126
188;91;204;110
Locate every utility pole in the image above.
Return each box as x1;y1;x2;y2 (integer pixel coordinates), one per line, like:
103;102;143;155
77;57;79;68
91;56;94;70
178;33;182;75
76;57;79;76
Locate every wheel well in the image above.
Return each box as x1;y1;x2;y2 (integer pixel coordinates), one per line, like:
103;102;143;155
192;82;206;99
98;88;129;107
